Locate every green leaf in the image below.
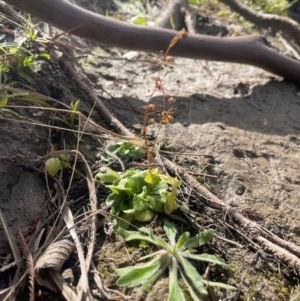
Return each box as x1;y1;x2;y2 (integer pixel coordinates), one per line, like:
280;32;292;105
118;228;164;247
168;257;186;301
183;253;227;266
203;280;236;290
144;169;160;184
127;171;146;194
142;253;170;292
189;0;199;5
184;229;214;249
176;232;190;249
0;95;8;106
117;228;139;240
132;193;149;214
131;16;147;25
147;193;165;212
203;182;212;191
164;220;177;246
69;99;80;125
115;255;162;287
148;181;168;195
107;185;132;197
39;52;50;60
139;227;170;250
121;205;135;216
159;175;180;214
0;108;20;116
139;250;166;261
12;96;53;108
114;212;133;230
45;158;61;176
134;209;155;222
177;256;207;295
180;270;202;301
94;167;120;183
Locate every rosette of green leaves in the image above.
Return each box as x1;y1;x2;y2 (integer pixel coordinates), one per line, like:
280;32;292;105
94;168;180;228
114;221;235;301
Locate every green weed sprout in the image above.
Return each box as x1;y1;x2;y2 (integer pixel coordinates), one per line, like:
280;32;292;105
115;220;235;300
95;167;180;228
69;99;80;126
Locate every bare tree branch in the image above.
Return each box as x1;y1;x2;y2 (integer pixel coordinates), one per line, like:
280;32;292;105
3;0;300;81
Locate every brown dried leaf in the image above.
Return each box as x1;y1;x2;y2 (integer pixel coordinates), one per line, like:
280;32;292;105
35;240;75;272
35;240;75;291
62;268;74;285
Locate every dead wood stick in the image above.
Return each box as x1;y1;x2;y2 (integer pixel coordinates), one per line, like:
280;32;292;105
161;156;300;274
3;0;300;81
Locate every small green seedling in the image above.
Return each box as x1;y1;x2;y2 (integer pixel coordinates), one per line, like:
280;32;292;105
115;221;235;300
69;99;80;126
95;167;180;228
45;154;71;176
101;141;145;164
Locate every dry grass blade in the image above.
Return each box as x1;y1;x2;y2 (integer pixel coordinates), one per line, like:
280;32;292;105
0;210;21;262
1;103;144;146
0;210;22;300
49;270;81;301
0;288;10;300
61;205;91;299
48;149;98;300
47;176;91;299
17;227;34;301
2;85;69;108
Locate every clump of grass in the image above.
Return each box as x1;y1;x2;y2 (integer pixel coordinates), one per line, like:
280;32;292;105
0;15;50;85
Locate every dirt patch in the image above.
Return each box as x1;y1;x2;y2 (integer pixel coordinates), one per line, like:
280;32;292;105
92;54;300;299
1;1;300;300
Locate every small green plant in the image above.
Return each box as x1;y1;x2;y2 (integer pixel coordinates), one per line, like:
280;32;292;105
0;18;50;84
101;141;145;164
69;99;80;126
95;33;187;229
95;167;180;228
45;154;80;177
114;221;235;300
196;175;212;191
247;0;297;15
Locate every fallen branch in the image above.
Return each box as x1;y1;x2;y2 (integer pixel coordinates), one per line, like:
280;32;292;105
3;0;300;81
